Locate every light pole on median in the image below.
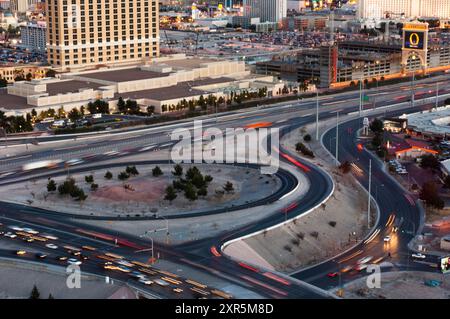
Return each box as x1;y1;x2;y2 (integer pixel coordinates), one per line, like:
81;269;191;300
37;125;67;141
435;82;439;109
139;232;155;264
367;159;372;229
335;111;339;166
315;90;320;141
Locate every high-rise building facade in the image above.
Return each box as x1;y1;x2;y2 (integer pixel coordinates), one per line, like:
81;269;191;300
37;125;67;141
11;0;40;13
243;0;287;23
358;0;450;20
21;21;46;52
46;0;160;70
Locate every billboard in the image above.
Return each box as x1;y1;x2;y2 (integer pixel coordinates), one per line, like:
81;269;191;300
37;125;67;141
440;256;450;274
404;31;425;50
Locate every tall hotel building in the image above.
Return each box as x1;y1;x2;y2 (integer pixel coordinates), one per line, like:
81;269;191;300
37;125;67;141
358;0;450;20
243;0;287;23
46;0;160;70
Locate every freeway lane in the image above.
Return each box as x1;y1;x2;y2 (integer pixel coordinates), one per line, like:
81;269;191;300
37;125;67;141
292;103;440;290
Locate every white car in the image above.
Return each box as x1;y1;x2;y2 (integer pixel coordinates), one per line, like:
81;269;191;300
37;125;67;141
22;228;39;235
154;279;169;287
65;159;84;166
138;278;153;285
42;235;58;240
357;256;373;264
67;258;82;266
383;236;391;242
46;243;58;249
412;253;426;259
4;232;17;238
9;226;24;232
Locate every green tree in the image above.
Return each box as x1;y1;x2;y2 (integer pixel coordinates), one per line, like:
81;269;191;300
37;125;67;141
223;181;234;193
164;185;177;202
370;118;384;134
172;164;183;177
152;166;163;177
420;154;440;170
147;105;155;115
47;179;57;192
91;183;98;191
0;77;7;87
197;187;207;197
30;285;40;299
118;171;130;181
420;181;444;209
126;165;139;176
45;69;56;77
117;97;126;113
68;108;82;122
104;171;113;179
85;175;94;183
184;183;198;201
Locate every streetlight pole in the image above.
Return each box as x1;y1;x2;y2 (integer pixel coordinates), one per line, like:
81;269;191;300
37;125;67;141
436;82;439;109
359;78;363;118
335;111;339;166
411;71;415;108
367;159;372;229
315;90;320;141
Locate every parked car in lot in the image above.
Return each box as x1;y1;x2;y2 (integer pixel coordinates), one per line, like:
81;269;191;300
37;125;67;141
412;253;426;259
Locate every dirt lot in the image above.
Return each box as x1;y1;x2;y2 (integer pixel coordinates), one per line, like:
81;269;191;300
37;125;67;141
342;271;450;299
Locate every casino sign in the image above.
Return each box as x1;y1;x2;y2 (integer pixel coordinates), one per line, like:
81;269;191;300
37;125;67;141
401;22;429;72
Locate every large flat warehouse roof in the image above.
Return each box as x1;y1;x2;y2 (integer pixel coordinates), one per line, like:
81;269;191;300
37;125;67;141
80;68;172;82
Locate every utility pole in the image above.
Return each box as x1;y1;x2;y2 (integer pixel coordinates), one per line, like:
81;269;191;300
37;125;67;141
335;111;339;166
436;82;439;109
367;159;372;229
315;90;319;141
411;71;415;108
359;78;363;118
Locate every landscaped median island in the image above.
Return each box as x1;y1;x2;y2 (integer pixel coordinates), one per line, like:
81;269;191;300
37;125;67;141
0;164;281;218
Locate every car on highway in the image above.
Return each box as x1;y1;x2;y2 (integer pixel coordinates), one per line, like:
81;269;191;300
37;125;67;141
82;245;97;251
67;258;82;266
16;250;26;255
154;279;170;287
357;256;373;264
56;256;68;261
354;264;368;272
138;278;153;285
36;253;47;259
117;260;134;267
65;159;84;166
341;265;352;273
9;226;24;232
412;253;426;259
4;232;17;238
384;236;391;242
327;272;338;278
173;288;183;293
23;237;35;243
46;243;58;249
117;266;132;273
130;271;145;279
42;235;59;240
22;228;39;235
